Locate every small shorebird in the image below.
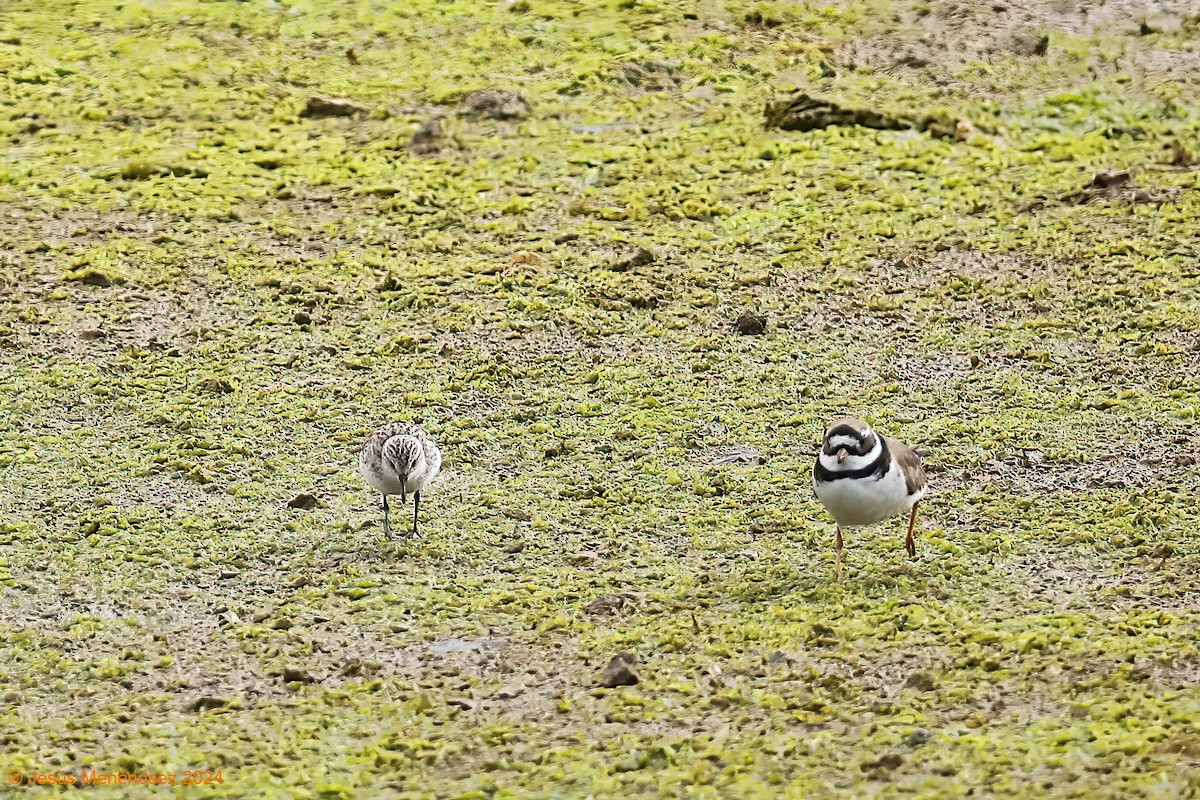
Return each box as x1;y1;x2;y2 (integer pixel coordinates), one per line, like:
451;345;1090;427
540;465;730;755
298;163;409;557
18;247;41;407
359;422;442;538
812;418;926;579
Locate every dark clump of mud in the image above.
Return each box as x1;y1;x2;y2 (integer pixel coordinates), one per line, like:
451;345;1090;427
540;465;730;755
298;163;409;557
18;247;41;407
460;89;530;120
612;248;656;271
301;95;370;119
735;313;767;336
409;118;444;155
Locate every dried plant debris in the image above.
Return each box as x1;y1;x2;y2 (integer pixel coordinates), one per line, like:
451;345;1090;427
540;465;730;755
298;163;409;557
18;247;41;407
713;445;767;466
301;95;370;119
764;92;984;140
616;60;681;92
1062;169;1182;205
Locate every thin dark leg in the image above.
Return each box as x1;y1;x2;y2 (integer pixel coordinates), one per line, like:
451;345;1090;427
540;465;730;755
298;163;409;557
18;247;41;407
382;494;391;537
835;525;844;582
412;491;421;539
905;502;919;558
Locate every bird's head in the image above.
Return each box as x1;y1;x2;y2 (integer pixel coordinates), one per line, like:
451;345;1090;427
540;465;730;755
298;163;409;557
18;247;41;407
821;418;878;467
384;436;425;493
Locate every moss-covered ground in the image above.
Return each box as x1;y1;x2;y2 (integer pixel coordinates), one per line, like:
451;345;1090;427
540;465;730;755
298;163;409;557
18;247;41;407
2;0;1200;796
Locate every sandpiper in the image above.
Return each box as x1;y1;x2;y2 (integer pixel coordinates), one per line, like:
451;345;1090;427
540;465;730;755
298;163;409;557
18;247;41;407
359;422;442;538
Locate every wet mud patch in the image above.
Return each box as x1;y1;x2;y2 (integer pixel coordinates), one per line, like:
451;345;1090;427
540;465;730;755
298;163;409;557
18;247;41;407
969;421;1199;495
831;0;1200;87
995;545;1200;613
770;249;1086;338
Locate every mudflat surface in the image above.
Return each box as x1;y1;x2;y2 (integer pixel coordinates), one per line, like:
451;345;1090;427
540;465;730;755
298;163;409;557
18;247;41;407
1;0;1199;797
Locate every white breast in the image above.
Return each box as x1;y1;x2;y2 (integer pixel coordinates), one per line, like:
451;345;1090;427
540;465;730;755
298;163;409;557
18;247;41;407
813;460;923;528
359;441;440;496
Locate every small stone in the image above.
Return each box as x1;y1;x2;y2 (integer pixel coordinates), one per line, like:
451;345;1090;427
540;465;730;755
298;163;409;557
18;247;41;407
281;667;317;684
447;697;476;711
2;691;23;704
599;653;639;688
684;84;717;101
288;492;320;510
185;696;231;712
585;593;637;617
218;570;239;580
409;118;443;154
612;248;656;271
196;377;234;394
505;250;549;268
861;753;904;771
301;95;369;119
494;683;525;699
68;269;114;287
1089;169;1131;189
78;327;107;340
292;310;312;325
460;89;530;120
735;313;767;335
904;670;937;692
568;550;601;566
906;728;932;746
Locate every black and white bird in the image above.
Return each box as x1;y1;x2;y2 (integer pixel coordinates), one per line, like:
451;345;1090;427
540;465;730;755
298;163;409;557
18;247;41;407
359;422;442;538
812;418;926;578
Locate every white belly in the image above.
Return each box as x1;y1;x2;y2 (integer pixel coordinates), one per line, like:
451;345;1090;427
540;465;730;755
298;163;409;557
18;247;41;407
814;465;922;528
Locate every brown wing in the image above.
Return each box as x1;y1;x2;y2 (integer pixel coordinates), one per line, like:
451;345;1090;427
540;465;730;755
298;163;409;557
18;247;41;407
885;436;926;495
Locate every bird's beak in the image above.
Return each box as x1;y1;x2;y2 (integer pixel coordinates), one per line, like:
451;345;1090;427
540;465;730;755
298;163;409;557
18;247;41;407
836;447;849;464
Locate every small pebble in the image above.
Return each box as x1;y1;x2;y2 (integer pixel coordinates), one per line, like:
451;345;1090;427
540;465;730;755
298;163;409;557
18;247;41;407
735;313;767;335
599;653;639;688
906;728;932;746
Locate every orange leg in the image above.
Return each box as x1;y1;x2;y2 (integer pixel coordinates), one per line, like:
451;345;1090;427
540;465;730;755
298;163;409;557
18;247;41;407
905;502;919;558
835;525;844;582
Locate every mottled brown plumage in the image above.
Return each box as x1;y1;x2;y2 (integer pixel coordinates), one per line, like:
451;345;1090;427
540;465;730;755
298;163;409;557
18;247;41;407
884;436;927;496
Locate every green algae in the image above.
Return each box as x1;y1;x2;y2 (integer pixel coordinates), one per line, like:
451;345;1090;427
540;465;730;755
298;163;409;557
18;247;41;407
0;0;1199;797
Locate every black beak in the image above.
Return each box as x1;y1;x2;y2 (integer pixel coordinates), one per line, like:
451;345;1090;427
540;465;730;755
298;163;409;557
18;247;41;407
836;447;849;464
